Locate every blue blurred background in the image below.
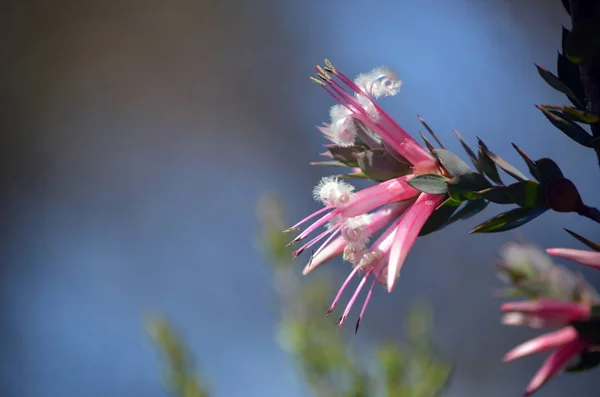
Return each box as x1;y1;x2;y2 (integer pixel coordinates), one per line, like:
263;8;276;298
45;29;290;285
1;0;599;395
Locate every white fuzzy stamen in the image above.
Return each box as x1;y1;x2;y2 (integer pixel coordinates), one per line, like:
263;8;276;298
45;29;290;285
355;94;380;122
312;176;355;208
341;214;372;249
329;105;357;147
354;66;402;99
357;251;380;270
343;244;363;264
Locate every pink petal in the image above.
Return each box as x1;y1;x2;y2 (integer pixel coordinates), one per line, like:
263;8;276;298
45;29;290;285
523;337;590;396
386;193;444;292
302;235;346;275
501;300;590;323
504;326;578;362
546;248;600;270
341;177;419;218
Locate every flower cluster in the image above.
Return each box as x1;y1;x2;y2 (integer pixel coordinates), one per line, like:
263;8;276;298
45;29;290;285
501;244;600;395
287;61;446;331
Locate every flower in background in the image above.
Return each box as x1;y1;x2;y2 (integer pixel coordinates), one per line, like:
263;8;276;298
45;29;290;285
547;247;600;271
288;61;446;331
501;300;594;396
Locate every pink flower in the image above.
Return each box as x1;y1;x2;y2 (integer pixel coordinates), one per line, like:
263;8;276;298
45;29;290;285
501;300;592;395
546;247;600;270
289;61;445;331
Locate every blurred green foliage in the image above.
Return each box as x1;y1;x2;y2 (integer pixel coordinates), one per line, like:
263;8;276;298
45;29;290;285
147;316;209;397
259;193;452;397
146;193;452;397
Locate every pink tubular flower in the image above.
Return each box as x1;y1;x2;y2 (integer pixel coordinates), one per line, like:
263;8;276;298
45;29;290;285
546;247;600;270
501;299;592;395
288;61;446;331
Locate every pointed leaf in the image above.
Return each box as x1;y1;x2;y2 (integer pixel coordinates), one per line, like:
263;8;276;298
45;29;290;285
561;0;570;16
447;172;492;202
453;129;481;173
407;174;448;194
512;143;539;180
538;106;593;147
565;229;600;252
433;149;472;177
336;172;369;179
565;19;600;65
310;160;347;167
470;206;547;233
419;131;435;152
561;107;599;124
449;198;489;223
418;115;445;149
477;186;514;204
536;64;579;102
419;197;460;236
478;139;528;181
507;181;544;208
562;26;570;54
557;53;586;108
357;149;412;182
478;144;502;184
535;158;564;185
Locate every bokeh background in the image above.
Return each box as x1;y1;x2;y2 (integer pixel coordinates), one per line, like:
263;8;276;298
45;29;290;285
1;0;599;396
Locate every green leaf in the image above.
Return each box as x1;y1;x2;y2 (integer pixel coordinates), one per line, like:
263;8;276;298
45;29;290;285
447;172;492;202
564;229;600;252
535;158;564;185
433;149;472;177
407;174;449;194
538;106;593;147
536;64;580;104
419;197;460;236
478;144;502;185
453;129;482;173
310;160;348;167
336;172;369;179
507;181;544;208
557;53;586;109
418;115;445;149
565;18;600;65
470;206;547;233
478;139;528;181
449;198;489;223
561;0;570;16
561;107;599;124
562;26;570;53
477;186;514;204
511;143;539;181
357;149;413;182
